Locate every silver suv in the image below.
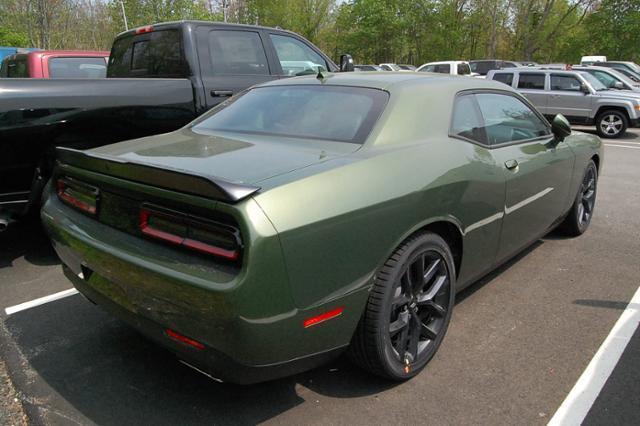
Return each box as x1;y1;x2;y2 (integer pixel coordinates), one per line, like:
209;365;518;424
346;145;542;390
487;68;640;138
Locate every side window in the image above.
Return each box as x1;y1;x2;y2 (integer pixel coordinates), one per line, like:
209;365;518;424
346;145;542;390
434;64;450;74
450;94;486;144
493;73;514;86
476;93;550;145
550;75;582;91
457;63;471;75
270;34;327;76
420;65;436;73
6;58;28;77
209;30;269;75
517;73;545;90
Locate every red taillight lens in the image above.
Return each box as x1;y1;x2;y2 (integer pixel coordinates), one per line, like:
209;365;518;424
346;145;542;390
135;25;154;34
165;329;205;350
139;206;241;261
56;178;99;215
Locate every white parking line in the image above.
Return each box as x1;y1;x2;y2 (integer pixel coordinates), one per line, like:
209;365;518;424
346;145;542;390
548;286;640;426
604;144;640;150
4;288;79;315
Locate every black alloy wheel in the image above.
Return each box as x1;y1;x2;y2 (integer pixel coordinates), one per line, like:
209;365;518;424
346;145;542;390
349;232;455;380
559;160;598;236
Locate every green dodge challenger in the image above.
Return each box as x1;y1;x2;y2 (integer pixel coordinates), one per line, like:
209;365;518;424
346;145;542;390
42;72;603;384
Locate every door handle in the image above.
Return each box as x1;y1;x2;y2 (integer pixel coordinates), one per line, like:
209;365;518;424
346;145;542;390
211;90;233;97
504;159;519;170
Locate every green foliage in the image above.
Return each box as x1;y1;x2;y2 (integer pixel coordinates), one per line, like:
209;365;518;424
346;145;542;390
0;28;29;47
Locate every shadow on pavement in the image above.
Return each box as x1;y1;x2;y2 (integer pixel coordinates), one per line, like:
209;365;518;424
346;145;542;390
0;216;59;269
574;299;639;311
3;295;396;425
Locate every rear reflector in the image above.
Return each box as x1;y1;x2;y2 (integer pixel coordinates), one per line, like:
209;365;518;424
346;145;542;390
135;25;154;34
303;307;344;328
139;206;241;261
56;178;99;215
165;329;205;350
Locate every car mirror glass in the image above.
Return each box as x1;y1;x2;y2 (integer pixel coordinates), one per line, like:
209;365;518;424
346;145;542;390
552;114;572;141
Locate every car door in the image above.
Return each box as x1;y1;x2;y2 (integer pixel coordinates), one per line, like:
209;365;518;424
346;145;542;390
196;27;278;108
267;32;331;78
546;74;593;121
516;72;548;114
474;91;575;262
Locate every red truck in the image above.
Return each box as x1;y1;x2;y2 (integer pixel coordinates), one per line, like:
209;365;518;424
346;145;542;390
0;50;109;78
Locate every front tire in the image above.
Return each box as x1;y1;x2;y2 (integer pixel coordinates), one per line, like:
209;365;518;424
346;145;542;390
349;232;455;380
596;110;627;138
559;160;598;236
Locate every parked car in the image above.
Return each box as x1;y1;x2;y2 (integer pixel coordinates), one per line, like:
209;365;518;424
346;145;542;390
379;63;401;71
580;55;607;65
599;61;640;75
573;66;640;91
398;64;416;71
42;72;602;384
416;61;474;76
0;50;109;78
0;21;350;229
354;64;382;71
469;59;520;76
487;67;640;138
609;67;640;84
0;47;39;63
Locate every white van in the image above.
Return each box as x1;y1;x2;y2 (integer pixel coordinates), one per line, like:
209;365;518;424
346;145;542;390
581;55;607;65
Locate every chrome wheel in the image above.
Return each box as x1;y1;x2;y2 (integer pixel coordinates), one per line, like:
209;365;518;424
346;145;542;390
388;250;450;366
599;114;624;136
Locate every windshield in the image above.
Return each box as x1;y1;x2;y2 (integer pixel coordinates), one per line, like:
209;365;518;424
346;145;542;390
192;85;388;144
580;72;607;91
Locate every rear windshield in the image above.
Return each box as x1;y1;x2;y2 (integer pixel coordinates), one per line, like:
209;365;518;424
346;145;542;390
193;85;389;144
470;61;497;75
107;29;188;78
49;57;107;78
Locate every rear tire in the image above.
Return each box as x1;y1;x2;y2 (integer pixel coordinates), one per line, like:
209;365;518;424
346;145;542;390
596;110;627;138
348;231;455;380
559;160;598;236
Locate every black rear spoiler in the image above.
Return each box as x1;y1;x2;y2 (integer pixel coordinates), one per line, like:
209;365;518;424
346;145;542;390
56;147;260;203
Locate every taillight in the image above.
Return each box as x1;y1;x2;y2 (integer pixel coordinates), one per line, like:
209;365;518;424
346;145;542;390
56;178;99;215
139;205;241;261
135;25;154;34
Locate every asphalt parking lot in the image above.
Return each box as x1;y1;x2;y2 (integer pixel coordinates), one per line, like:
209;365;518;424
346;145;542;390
1;128;639;425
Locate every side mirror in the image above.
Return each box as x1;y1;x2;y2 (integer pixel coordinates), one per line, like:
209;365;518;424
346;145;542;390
339;54;354;72
613;81;625;89
580;83;591;94
552;114;572;141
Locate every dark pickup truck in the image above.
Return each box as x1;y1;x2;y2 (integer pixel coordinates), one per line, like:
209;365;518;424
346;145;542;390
0;20;351;228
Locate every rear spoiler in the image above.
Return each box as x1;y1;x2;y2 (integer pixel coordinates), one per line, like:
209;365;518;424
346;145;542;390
56;147;260;203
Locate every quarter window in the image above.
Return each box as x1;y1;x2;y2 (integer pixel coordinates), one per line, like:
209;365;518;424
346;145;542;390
550;75;582;91
475;93;550;145
209;30;269;75
270;34;327;76
434;64;451;74
493;73;514;86
451;94;486;144
517;73;545;90
457;63;471;75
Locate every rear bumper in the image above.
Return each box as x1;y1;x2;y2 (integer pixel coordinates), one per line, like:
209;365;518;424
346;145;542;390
64;266;346;384
41;194;365;384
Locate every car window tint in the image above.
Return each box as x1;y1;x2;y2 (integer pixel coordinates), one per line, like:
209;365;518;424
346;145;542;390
193;85;388;144
517;73;545;90
209;30;269;75
419;65;436;72
270;34;327;76
434;64;450;73
457;63;471;75
550;75;582;91
588;70;618;88
5;57;28;77
493;73;514;86
451;94;486;144
49;57;107;78
476;93;550;145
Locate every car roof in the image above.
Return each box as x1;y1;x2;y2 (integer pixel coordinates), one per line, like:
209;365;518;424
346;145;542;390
116;20;302;39
257;71;511;92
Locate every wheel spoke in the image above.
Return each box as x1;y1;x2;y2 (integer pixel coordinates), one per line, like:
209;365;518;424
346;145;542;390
389;310;409;336
419;299;446;317
394;321;410;355
421;258;441;288
419;275;448;303
421;323;438;340
407;312;421;359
